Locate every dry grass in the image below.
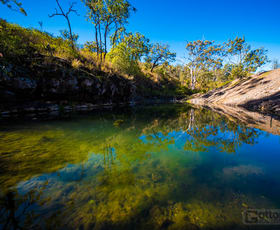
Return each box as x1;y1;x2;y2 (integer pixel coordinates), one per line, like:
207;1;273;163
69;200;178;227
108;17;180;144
72;59;82;69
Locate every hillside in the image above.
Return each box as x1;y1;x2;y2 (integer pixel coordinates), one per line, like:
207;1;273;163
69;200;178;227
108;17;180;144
190;69;280;116
0;19;188;113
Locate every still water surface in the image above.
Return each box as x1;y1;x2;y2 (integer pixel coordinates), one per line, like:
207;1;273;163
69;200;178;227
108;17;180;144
0;105;280;230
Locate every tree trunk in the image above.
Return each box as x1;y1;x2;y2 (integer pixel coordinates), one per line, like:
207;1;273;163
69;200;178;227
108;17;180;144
190;67;196;90
151;63;156;72
150;56;161;72
98;24;103;67
104;25;109;61
66;17;75;51
95;25;99;59
188;108;195;130
111;27;118;47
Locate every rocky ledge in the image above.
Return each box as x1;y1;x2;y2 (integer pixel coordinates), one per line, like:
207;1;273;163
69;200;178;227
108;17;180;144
0;57;134;111
189;69;280;116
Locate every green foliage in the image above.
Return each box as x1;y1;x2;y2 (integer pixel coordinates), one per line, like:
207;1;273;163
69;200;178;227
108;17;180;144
225;36;269;76
174;85;193;97
146;43;176;72
186;40;223;70
110;27;126;48
0;0;27;15
183;37;269;91
0;20;184;99
84;41;98;53
244;48;268;72
225;36;248;58
60;29;79;44
0;15;271;98
185;40;224;90
0;19;76;62
197;71;215;90
82;0;136;63
108;32;150;75
230;64;249;79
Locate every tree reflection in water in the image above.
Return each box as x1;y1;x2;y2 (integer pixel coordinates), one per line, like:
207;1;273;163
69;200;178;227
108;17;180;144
0;105;276;230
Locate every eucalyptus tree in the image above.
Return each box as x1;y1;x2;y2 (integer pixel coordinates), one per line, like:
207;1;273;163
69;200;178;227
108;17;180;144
225;37;249;66
146;43;176;72
49;0;79;51
0;0;26;15
82;0;135;64
102;0;136;59
82;0;102;62
185;40;223;90
225;36;268;77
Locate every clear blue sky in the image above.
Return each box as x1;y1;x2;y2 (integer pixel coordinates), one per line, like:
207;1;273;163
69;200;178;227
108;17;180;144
1;0;280;69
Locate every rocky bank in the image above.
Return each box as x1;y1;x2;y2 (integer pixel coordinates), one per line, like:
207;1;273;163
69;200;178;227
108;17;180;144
190;69;280;116
0;56;182;116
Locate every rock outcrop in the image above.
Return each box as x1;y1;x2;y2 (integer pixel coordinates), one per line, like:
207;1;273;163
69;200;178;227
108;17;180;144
190;69;280;116
0;57;133;109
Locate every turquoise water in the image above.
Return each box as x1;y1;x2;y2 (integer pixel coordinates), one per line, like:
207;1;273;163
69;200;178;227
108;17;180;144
0;105;280;230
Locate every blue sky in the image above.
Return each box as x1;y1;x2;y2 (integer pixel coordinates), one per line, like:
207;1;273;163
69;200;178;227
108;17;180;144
1;0;280;69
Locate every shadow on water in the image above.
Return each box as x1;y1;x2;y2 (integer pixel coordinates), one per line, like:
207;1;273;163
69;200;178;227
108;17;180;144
0;104;280;230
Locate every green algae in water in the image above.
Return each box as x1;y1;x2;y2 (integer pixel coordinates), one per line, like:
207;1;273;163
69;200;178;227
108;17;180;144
0;105;280;230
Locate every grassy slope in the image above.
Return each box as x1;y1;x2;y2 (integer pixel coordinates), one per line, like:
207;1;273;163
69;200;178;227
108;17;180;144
0;19;190;107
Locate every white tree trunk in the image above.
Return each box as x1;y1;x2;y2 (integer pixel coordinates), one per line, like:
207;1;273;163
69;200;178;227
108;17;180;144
190;67;196;90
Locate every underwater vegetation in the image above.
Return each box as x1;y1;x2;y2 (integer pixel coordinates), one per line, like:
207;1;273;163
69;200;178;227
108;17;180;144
0;105;279;230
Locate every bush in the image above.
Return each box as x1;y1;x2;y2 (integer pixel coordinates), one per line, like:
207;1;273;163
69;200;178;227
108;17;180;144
175;86;193;96
108;49;142;76
231;65;249;79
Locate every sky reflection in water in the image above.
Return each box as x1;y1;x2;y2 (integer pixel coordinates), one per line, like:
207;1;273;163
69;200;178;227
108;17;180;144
0;105;280;230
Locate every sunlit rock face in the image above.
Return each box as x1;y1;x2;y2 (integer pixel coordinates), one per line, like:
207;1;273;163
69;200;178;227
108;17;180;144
190;69;280;116
0;105;280;230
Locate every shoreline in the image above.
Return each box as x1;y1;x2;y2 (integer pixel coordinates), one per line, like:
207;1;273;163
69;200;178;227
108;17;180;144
0;99;185;119
189;102;280;136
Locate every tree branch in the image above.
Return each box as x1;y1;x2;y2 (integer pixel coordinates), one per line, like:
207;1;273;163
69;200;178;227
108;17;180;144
49;8;63;17
49;0;79;51
66;2;79;17
55;0;65;16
